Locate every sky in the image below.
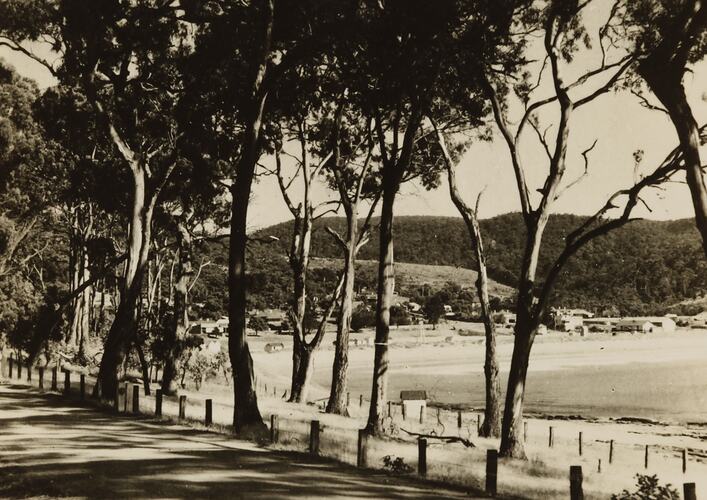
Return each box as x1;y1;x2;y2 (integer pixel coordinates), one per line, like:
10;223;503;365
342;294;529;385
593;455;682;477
1;2;705;232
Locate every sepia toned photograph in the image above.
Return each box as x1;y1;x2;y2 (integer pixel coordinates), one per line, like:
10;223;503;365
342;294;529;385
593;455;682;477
0;1;705;498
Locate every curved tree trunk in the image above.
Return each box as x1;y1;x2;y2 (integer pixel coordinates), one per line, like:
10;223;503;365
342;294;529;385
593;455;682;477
95;168;152;400
639;61;707;257
438;130;501;438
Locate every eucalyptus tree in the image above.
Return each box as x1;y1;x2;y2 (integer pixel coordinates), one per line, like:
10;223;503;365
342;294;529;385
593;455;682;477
431;121;501;437
0;61;65;347
338;0;522;435
622;0;707;255
180;0;342;433
474;0;693;457
323;107;381;416
0;1;193;398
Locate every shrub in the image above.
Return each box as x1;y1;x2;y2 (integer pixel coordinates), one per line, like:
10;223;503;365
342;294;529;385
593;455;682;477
611;474;679;500
351;307;376;332
382;455;413;474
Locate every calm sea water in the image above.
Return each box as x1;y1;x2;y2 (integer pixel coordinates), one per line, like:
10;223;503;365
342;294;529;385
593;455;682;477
322;355;707;424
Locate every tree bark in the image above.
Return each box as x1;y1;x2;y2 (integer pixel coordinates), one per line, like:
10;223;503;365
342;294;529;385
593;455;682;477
443;154;501;438
326;241;356;415
639;60;707;257
95;167;152;400
499;225;545;458
366;186;396;434
162;216;193;395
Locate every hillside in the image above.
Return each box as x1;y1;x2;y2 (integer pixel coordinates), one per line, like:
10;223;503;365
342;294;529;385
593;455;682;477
309;258;515;297
190;214;707;317
253;214;707;315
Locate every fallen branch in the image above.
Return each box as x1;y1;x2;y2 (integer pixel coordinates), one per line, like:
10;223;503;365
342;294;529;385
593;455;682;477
400;428;476;448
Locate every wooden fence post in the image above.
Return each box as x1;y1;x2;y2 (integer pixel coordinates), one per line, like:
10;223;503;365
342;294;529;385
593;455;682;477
387;401;392;417
644;445;649;469
38;367;44;390
51;366;58;391
578;432;583;456
418;438;427;477
402;403;407;421
524;421;528;443
309;420;320;455
270;415;279;443
609;439;614;464
179;395;187;419
477;414;481;435
549;426;554;448
419;405;425;424
570;465;584;500
155;389;163;417
682;448;687;473
205;399;213;426
683;483;696;500
457;410;462;429
485;449;498;497
64;370;71;394
597;459;601;473
80;374;86;401
346;392;350;407
132;384;140;414
359;394;363;407
357;429;368;468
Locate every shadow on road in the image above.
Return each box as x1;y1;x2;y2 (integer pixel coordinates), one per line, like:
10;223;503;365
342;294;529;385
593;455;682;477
0;384;475;499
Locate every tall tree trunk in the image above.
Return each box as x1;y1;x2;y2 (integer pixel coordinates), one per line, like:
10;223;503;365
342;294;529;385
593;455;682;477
162;217;193;395
439;130;501;438
290;344;315;403
326;242;356;415
499;226;544;458
366;187;396;434
639;61;707;256
95;168;151;399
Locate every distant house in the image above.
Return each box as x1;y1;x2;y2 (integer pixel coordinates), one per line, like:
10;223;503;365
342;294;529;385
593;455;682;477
250;308;287;331
190;321;225;337
583;317;617;333
616;319;654;333
644;316;676;332
615;316;676;333
552;307;595;332
443;304;456;318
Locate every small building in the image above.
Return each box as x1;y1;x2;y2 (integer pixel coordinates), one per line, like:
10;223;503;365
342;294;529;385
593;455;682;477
616;319;654;333
583;317;617;333
190;321;225;337
644;316;676;332
556;315;584;332
400;390;427;420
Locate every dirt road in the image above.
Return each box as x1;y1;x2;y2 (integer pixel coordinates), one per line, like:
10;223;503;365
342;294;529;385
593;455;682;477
0;384;475;499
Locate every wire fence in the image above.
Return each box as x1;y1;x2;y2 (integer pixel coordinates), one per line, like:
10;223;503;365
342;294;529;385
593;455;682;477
1;354;702;500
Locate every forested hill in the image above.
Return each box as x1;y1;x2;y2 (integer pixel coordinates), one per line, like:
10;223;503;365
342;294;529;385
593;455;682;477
252;214;707;315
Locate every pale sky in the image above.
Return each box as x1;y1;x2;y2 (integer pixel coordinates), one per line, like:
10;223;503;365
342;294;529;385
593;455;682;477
2;1;705;231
